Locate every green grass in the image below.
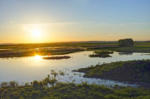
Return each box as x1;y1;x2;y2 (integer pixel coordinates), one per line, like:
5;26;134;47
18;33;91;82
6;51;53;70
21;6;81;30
89;50;113;58
0;47;84;58
0;42;149;50
76;60;150;84
112;42;150;53
113;47;150;53
0;42;118;50
1;77;150;99
0;41;150;58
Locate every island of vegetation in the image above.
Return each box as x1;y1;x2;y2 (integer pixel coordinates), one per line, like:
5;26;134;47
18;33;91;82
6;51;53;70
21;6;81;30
76;60;150;86
89;50;113;58
43;56;71;60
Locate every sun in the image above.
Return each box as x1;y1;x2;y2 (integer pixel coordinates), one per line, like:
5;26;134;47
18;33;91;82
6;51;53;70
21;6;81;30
29;27;44;43
31;28;42;38
23;24;48;43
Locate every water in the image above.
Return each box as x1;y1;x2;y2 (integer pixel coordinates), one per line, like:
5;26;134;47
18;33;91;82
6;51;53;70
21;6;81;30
0;51;150;87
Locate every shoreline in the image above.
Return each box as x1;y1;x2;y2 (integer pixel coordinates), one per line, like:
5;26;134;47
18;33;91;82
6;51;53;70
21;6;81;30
75;60;150;88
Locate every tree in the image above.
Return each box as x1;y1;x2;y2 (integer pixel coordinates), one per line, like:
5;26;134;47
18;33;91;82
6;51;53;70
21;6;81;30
9;81;18;88
119;38;134;47
32;80;40;89
0;82;8;88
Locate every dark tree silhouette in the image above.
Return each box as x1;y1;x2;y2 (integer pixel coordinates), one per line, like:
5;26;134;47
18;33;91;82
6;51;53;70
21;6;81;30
119;38;134;47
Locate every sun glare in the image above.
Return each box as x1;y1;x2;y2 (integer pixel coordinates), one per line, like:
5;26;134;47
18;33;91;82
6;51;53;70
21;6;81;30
31;28;42;38
34;55;42;60
23;24;47;43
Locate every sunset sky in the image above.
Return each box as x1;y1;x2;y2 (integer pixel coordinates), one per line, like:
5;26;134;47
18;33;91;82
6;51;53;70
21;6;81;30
0;0;150;43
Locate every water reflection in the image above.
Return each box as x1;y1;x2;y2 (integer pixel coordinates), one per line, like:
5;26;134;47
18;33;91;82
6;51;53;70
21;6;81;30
34;55;42;60
0;51;150;87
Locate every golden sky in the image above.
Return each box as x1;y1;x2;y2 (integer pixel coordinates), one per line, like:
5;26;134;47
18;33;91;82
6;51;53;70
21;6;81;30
0;0;150;43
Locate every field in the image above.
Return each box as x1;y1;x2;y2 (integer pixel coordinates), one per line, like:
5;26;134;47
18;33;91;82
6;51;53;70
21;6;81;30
0;41;150;58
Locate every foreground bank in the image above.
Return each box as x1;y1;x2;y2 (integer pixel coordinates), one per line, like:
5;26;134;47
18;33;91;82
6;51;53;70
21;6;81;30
0;78;150;99
76;60;150;87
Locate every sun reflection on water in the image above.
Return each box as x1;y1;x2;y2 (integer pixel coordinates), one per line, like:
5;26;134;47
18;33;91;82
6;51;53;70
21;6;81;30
34;55;42;60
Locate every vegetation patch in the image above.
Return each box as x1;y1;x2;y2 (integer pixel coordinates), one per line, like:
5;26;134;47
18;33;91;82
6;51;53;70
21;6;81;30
43;56;71;60
118;38;134;47
114;47;150;53
0;75;150;99
89;50;113;58
76;60;150;84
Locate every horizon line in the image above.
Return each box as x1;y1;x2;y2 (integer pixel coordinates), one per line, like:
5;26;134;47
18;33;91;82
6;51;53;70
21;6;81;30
0;40;150;45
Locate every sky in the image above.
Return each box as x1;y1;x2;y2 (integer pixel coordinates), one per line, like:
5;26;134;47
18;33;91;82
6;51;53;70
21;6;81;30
0;0;150;43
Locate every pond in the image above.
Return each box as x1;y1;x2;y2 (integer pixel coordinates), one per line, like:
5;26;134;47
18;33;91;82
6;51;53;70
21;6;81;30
0;51;150;87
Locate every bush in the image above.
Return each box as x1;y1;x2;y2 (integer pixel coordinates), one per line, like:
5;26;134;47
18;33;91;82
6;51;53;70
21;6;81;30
119;39;134;47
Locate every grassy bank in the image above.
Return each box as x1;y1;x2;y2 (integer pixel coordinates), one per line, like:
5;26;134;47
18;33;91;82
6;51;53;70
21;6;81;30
88;47;150;53
113;47;150;53
76;60;150;84
0;77;150;99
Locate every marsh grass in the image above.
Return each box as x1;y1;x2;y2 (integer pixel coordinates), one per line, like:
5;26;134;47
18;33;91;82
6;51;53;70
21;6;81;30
0;72;150;99
0;42;150;58
0;47;83;58
76;60;150;84
89;50;113;58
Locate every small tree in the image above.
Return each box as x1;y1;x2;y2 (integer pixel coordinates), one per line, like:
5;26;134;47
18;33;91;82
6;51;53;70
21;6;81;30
51;70;58;78
1;82;8;88
48;78;57;87
119;38;134;47
32;80;40;89
9;81;18;88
